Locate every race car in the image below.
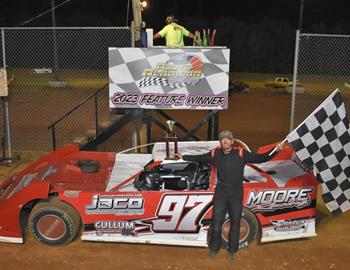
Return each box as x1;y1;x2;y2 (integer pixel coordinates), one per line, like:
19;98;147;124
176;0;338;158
0;140;319;249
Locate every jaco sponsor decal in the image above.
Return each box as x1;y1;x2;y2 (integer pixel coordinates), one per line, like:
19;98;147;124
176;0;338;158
85;194;144;215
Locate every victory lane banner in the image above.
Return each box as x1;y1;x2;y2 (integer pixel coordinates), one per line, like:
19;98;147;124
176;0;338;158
109;47;230;110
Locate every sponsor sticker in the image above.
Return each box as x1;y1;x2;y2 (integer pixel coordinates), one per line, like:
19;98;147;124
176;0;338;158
272;219;307;232
40;166;58;181
94;221;136;235
246;188;313;212
85;194;144;215
63;190;80;198
6;173;37;199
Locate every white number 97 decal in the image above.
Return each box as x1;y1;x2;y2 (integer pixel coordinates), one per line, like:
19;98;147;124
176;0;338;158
152;194;213;232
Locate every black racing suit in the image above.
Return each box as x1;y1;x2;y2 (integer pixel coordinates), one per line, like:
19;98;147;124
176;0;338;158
183;147;276;253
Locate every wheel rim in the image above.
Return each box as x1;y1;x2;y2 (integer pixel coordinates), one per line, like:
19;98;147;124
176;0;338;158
37;215;67;241
221;218;250;243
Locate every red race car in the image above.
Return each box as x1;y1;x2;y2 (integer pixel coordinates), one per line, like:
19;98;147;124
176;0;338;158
0;140;318;249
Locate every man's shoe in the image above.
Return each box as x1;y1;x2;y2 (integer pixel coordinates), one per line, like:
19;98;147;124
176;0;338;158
228;252;236;262
208;250;218;258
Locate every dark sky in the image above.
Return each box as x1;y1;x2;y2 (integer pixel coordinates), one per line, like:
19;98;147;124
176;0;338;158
0;0;349;33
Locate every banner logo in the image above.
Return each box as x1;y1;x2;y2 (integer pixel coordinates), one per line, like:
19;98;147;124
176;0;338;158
139;55;204;89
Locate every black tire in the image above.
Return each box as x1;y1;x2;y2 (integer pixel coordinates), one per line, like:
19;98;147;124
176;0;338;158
29;198;81;245
207;207;259;250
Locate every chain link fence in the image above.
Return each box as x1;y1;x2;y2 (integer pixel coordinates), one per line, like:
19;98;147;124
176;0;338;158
1;27;134;156
290;32;350;130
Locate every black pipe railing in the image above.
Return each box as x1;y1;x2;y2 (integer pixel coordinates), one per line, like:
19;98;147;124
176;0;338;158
81;109;144;151
47;83;108;150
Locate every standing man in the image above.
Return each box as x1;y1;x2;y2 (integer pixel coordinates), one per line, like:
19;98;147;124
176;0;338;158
175;131;283;261
153;15;194;47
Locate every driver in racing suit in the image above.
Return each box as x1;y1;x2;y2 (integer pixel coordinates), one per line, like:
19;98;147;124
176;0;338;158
175;131;282;261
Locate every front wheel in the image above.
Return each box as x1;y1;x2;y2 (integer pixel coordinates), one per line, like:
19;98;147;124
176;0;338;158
29;198;81;245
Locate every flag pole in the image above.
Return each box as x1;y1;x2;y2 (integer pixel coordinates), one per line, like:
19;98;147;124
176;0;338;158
269;138;288;156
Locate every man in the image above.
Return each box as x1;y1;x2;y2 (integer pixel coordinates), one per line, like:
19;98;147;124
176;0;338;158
175;131;283;261
153;15;194;47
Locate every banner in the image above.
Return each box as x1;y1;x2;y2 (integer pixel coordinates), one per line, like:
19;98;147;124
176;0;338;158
109;47;230;110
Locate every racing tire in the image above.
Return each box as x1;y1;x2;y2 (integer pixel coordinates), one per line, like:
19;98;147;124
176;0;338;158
207;207;259;250
29;198;81;245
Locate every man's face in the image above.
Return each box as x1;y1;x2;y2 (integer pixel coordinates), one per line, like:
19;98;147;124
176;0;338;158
220;138;234;150
166;17;172;24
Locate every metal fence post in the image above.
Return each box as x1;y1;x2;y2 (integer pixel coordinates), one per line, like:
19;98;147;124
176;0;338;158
131;26;135;47
146;110;152;153
51;125;57;150
213;111;220;140
1;29;12;160
51;1;60;80
94;95;99;136
289;29;300;132
207;110;213;140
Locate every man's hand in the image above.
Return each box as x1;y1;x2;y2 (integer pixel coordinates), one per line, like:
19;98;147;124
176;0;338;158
174;153;182;160
276;141;288;151
153;33;161;40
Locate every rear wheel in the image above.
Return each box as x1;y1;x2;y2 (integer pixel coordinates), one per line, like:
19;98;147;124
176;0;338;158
208;207;259;250
29;198;81;245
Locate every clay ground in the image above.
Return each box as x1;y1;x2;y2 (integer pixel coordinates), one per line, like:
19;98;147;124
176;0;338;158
1;87;350;269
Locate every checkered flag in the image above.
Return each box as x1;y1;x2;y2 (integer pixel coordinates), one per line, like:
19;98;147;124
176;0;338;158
287;89;350;215
138;77;188;89
139;77;170;88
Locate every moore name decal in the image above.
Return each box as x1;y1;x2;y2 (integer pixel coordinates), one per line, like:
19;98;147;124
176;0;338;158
246;188;313;212
86;195;144;215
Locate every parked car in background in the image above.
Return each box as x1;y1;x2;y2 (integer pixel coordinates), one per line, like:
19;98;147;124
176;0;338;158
265;77;293;88
229;81;250;95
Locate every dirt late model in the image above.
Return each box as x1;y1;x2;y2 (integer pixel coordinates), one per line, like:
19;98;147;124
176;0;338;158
0;141;319;249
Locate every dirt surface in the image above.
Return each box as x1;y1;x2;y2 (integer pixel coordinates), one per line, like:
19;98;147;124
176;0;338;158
1;89;350;270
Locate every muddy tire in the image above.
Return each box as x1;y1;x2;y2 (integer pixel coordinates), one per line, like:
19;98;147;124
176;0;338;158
29;198;81;245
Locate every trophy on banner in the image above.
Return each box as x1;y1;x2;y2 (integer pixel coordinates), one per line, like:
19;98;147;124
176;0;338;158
165;120;178;159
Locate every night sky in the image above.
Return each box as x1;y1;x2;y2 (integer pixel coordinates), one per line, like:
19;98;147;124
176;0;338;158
0;0;349;73
0;0;349;33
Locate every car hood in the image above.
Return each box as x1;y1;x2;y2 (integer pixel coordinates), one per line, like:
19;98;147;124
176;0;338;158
0;146;117;199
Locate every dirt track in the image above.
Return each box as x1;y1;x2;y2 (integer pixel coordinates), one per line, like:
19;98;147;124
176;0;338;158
1;89;350;270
